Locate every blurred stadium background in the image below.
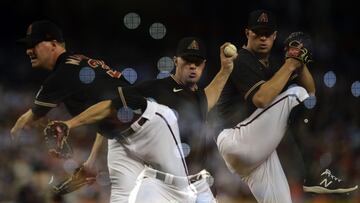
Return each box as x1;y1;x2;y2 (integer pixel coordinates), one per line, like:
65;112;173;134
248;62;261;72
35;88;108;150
0;0;359;202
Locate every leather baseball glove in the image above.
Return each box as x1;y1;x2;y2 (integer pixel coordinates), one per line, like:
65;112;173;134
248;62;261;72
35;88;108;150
52;165;96;195
44;121;73;159
284;31;313;64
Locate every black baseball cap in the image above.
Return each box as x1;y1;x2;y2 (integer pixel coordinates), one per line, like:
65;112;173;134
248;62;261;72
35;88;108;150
247;9;277;34
17;20;64;48
176;37;207;59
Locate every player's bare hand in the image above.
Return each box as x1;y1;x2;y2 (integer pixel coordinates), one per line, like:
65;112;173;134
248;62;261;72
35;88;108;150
220;42;238;74
10;123;27;141
285;57;303;72
10;126;20;140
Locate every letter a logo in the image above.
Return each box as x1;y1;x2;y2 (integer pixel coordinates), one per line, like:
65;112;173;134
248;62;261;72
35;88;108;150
257;12;269;23
187;40;199;50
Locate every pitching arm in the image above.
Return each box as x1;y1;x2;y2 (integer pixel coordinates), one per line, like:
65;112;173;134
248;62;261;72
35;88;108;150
297;64;316;95
83;133;104;170
11;109;39;139
205;43;237;111
252;58;301;108
65;100;113;129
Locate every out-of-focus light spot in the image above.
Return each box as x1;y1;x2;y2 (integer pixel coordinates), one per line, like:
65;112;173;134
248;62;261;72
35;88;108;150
304;95;316;109
96;171;111;186
175;143;191;158
351;81;360;97
323;71;336;88
157;71;170;79
63;159;79;174
157;56;174;72
122;68;138;84
79;67;95;84
124;12;141;29
149;23;166;39
117;107;134;123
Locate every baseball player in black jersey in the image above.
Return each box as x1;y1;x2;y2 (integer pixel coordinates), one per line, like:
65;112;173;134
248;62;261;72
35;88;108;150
12;23;237;203
10;20;137;201
214;9;357;203
56;37;237;202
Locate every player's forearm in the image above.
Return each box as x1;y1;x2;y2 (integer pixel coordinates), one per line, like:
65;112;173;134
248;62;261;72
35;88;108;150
89;133;104;159
253;59;299;108
11;109;37;135
205;67;232;111
297;65;316;95
84;133;104;169
66;100;113;129
205;43;237;111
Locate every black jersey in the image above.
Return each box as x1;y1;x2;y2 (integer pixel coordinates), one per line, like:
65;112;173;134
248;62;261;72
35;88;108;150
118;76;208;173
32;52;130;118
216;48;283;129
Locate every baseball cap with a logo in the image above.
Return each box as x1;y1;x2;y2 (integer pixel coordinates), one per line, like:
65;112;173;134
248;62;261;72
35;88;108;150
17;20;64;48
247;9;277;34
176;37;207;60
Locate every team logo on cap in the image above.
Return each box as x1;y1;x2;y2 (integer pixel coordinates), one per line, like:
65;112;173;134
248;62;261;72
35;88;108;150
257;12;269;23
187;40;199;50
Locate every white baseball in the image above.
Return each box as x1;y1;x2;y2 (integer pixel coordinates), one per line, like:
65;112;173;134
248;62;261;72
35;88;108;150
224;44;237;57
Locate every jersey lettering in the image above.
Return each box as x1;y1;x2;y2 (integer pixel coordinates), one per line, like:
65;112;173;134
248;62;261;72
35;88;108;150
106;70;122;78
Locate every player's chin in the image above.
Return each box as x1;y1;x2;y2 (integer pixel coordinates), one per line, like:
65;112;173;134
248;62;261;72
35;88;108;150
188;76;200;83
31;62;40;68
30;60;40;68
257;48;270;54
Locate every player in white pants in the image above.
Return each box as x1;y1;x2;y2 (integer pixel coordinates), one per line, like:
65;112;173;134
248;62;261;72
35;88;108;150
65;98;200;202
106;99;189;202
61;38;237;202
129;167;215;203
217;86;309;203
214;10;316;203
107;139;144;202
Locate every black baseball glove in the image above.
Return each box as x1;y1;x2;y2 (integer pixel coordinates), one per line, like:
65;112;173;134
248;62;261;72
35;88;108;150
284;31;313;64
44;121;73;159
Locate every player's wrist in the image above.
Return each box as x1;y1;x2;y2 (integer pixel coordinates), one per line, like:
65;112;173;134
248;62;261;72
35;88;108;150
285;58;302;72
220;65;233;74
64;120;73;129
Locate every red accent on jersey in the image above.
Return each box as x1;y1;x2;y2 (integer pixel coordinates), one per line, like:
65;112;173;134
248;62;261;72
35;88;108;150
106;70;122;78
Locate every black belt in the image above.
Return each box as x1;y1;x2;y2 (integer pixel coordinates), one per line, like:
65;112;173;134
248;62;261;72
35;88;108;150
116;117;149;140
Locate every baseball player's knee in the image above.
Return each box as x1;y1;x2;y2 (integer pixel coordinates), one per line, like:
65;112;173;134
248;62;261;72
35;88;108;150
222;149;257;175
285;86;309;102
